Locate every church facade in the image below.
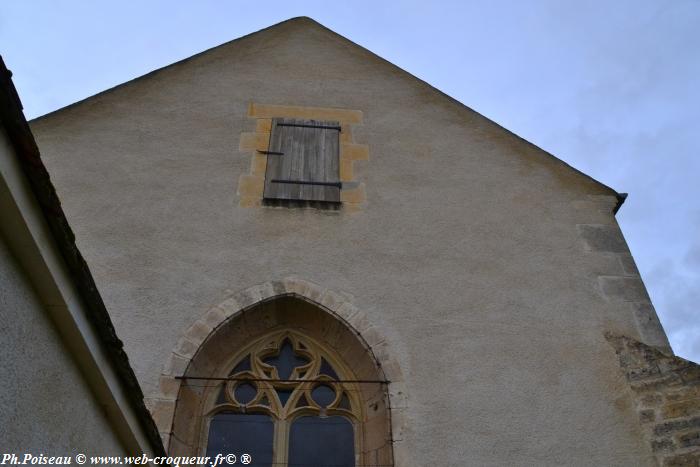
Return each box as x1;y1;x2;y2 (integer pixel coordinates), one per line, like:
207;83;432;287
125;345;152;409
24;17;700;466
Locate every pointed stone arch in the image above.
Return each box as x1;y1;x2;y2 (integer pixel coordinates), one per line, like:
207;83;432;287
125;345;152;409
149;277;406;465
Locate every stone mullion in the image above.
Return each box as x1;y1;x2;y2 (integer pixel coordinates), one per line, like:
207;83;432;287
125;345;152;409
273;418;290;466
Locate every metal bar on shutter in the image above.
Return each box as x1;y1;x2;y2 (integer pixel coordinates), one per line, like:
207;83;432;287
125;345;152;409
276;123;341;131
262;118;341;203
270;179;342;188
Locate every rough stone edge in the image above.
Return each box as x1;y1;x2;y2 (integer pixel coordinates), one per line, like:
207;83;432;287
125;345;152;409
152;277;406;462
574;201;672;354
605;332;700;466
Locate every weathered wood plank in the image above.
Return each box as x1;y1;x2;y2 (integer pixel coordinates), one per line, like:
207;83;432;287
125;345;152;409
263;118;340;203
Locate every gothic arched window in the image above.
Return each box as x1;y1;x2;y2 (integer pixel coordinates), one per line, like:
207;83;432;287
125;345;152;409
204;330;361;467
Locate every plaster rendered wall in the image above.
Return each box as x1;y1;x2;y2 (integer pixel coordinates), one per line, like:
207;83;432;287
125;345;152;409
31;18;665;465
0;235;125;455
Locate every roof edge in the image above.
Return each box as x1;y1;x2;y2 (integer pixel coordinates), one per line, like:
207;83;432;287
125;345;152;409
29;16;625;211
30;17;311;124
0;55;166;456
305;19;626;207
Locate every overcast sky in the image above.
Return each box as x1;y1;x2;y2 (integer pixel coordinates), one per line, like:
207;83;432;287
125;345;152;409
2;1;698;362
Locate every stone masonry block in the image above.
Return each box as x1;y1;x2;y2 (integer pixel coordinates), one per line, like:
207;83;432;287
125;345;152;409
233;286;263;310
599;276;650;302
269;280;287;296
640;409;657;424
340;143;369;161
339;127;353;143
339;158;354;181
619;253;641;276
388;382;409;409
578;224;629;253
335;302;360;321
379;357;404;383
282;276;313;297
663;400;700;420
342;202;363;213
663;452;700;467
678;431;700;448
237;175;264;196
667;387;700;403
250;153;267;176
255;118;272;132
651;438;676;453
239;195;262;208
160;433;170;452
370;340;390;363
363;326;386;348
319;289;345;312
159;376;182;400
238;132;269;151
150;399;176;433
654;417;700;437
254;281;276;301
347;310;371;334
173;336;199;359
202;306;226;331
248;103;363;124
184;320;213;346
633;302;672;351
305;283;326;304
164;354;190;377
340;183;366;204
587;195;619;214
218;297;242;318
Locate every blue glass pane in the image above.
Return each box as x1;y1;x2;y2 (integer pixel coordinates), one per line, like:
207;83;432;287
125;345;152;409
276;388;294;407
289;416;355;467
311;384;336;407
230;355;251;375
234;383;257;405
206;412;273;467
295;394;310;408
338;392;351;411
319;358;339;380
215;385;228;405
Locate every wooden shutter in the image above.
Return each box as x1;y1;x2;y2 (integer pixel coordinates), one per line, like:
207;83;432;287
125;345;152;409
263;118;341;203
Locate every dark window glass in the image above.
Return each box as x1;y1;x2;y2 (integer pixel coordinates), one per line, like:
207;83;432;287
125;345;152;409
295;394;310;408
215;384;228;405
338;392;351;411
276;388;294;407
206;412;273;467
288;416;355;467
230;355;251;375
319;358;339;380
311;384;336;407
234;383;257;405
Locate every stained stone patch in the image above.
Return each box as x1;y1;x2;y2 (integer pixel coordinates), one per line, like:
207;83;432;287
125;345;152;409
599;276;650;302
578;224;629;253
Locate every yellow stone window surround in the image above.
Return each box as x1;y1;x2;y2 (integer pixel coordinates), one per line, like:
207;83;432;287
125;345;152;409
237;103;369;210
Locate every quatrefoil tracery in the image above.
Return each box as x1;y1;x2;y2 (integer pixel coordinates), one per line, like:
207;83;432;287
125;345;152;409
213;331;358;421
